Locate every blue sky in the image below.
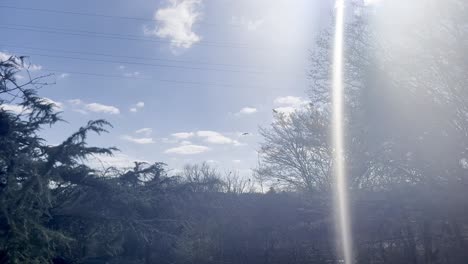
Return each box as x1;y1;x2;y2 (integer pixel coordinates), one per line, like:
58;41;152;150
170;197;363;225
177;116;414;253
0;0;334;175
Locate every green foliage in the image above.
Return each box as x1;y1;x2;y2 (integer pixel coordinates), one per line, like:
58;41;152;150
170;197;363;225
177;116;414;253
0;56;117;263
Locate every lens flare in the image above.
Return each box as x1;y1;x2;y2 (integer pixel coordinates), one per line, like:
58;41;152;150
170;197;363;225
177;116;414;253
332;0;353;263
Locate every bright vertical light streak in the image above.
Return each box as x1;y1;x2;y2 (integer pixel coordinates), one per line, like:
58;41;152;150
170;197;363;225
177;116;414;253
332;0;353;263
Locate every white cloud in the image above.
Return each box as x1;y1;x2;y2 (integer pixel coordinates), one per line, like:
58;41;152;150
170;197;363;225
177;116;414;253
15;74;25;80
273;96;310;115
165;144;210;155
0;52;11;62
145;0;202;50
231;16;264;31
232;159;241;164
0;51;42;72
461;158;468;169
41;97;63;111
121;135;155;144
180;140;192;145
236;107;257;116
118;65;126;70
197;130;240;145
73;109;88;115
135;128;153;136
0;104;30;114
67;99;120;115
124;71;140;77
58;73;69;79
161;137;178;144
172;132;195;139
274;96;305;106
68;99;83;105
129;101;145;113
27;64;42;72
85;103;120;114
170;130;243;146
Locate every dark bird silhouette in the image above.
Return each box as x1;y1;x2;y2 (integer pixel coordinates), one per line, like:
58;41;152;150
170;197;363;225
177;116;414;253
241;132;249;136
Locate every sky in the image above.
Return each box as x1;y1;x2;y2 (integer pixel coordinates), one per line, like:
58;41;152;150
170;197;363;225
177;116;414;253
0;0;335;176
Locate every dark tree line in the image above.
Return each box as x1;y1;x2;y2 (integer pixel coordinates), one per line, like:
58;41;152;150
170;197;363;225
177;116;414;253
1;0;467;263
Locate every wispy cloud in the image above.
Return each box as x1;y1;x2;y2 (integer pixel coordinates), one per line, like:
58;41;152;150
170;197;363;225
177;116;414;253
124;71;140;78
0;104;30;114
121;135;155;144
236;107;257;116
73;109;89;115
1;98;62;114
117;65;141;78
85;103;120;115
122;127;155;144
144;0;202;51
130;101;145;113
27;64;43;71
231;16;264;31
58;73;69;79
67;99;120;115
15;74;25;80
68;99;83;105
135;128;153;136
171;130;243;146
172;132;195;139
197;130;241;145
165;144;210;155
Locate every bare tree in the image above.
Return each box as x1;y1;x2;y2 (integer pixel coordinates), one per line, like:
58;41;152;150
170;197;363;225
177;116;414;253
223;170;255;194
256;107;332;192
181;162;224;192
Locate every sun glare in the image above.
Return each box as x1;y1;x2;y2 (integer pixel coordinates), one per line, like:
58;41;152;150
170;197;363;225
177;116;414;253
332;0;353;263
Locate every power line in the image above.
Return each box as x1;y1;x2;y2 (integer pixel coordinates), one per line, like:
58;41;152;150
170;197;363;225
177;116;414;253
0;25;250;49
7;51;267;75
0;43;256;69
40;68;261;89
44;69;151;80
2;23;249;48
1;45;302;78
0;5;156;22
0;5;241;28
